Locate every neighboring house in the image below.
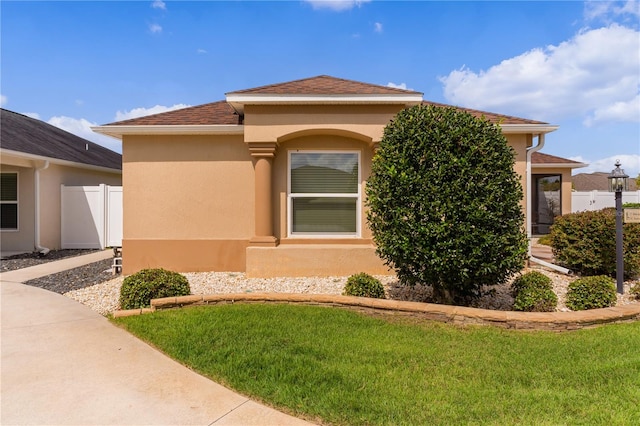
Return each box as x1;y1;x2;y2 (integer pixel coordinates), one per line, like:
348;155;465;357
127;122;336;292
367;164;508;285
1;109;122;256
92;75;581;276
572;171;638;192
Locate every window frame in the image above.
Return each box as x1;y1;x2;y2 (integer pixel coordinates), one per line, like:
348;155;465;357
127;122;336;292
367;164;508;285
1;172;19;231
287;150;361;238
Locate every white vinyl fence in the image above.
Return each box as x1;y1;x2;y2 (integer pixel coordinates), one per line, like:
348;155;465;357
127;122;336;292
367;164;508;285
61;185;122;249
572;190;640;213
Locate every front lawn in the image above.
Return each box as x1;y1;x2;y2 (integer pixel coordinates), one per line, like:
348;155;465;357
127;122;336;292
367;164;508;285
113;304;640;425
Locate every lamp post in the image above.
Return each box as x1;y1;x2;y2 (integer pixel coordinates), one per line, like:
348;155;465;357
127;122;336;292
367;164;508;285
607;160;629;294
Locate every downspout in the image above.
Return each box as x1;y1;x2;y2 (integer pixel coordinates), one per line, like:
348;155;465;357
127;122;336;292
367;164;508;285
34;160;50;255
525;135;572;275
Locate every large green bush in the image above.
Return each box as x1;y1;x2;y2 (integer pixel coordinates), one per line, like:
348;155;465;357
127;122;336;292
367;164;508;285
366;105;527;306
511;271;557;312
549;208;640;279
343;273;386;299
120;268;191;310
565;275;617;311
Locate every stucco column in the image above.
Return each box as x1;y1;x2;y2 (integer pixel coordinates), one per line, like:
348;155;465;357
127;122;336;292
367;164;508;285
248;142;279;247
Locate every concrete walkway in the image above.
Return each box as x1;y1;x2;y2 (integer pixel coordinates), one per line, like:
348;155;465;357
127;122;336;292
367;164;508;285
0;252;313;425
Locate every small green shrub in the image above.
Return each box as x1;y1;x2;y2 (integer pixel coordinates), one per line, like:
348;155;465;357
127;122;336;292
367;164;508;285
343;273;385;299
549;208;640;279
120;268;191;310
565;275;617;311
623;203;640;209
511;271;557;312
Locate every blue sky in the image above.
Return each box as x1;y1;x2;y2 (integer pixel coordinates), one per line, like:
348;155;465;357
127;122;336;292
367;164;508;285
2;0;639;177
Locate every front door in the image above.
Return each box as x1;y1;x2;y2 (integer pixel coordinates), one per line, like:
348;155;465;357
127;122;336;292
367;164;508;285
533;175;561;235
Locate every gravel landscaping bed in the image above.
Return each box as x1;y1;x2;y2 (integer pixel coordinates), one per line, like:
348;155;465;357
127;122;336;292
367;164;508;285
1;249;100;272
24;259;115;294
63;265;639;316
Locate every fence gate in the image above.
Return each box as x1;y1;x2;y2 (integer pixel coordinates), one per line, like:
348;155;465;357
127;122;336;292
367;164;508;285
61;184;122;249
571;190;640;213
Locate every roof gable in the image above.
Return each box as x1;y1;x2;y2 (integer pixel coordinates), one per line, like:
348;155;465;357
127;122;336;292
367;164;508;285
1;109;121;171
226;75;423;95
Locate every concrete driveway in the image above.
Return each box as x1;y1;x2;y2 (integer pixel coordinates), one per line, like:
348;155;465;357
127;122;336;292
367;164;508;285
1;272;313;425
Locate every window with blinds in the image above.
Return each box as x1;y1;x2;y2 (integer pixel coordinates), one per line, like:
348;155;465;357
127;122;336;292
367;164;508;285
1;172;18;230
288;151;360;236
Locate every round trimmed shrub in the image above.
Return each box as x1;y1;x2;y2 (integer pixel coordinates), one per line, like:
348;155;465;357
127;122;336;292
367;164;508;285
366;104;527;306
120;268;191;310
511;271;557;312
343;273;385;299
549;208;640;279
565;275;617;311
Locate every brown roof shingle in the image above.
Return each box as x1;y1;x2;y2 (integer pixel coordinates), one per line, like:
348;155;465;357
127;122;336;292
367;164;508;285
103;76;549;127
531;152;584;165
104;101;240;126
226;75;423;95
422;100;547;125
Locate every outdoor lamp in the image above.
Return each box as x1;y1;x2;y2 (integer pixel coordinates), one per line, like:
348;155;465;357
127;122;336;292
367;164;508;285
608;160;629;192
607;160;629;294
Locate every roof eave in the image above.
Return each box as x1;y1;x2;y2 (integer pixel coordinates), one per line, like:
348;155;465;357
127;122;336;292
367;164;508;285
532;162;588;169
0;148;122;174
91;124;245;139
499;124;559;134
226;94;424;114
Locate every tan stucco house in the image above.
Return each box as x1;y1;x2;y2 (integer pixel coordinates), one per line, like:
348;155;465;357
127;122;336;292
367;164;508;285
93;75;583;276
1;109;122;256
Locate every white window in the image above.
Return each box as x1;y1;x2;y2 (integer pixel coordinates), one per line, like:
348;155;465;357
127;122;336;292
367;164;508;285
288;151;360;237
1;172;18;230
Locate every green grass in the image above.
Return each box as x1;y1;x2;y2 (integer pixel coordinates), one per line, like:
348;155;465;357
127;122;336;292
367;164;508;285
113;305;640;425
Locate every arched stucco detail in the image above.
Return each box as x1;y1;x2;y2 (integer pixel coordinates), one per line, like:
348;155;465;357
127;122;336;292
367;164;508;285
277;128;374;147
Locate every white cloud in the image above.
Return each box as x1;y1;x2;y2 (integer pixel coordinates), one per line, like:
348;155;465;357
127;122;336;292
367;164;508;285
304;0;371;11
374;22;383;33
584;93;640;126
47;116;122;154
149;23;162;34
440;25;640;124
151;0;166;10
387;82;413;91
571;154;640;177
24;112;40;120
197;48;207;54
114;104;190;121
1;94;7;107
584;0;640;22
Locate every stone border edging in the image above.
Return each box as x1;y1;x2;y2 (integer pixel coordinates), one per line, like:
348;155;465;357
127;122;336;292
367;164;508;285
113;293;640;331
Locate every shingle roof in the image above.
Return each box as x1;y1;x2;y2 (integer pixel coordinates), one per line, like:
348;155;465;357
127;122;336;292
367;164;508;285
226;75;423;95
102;76;547;127
104;101;240;126
531;152;584;165
1;109;122;170
421;100;547;125
572;172;638;191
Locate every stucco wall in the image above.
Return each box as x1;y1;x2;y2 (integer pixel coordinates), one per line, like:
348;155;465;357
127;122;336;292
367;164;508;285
244;104;403;144
122;134;254;273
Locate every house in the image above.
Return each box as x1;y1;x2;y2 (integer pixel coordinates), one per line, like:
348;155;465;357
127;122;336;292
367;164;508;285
572;171;638;192
92;75;582;276
1;109;122;256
